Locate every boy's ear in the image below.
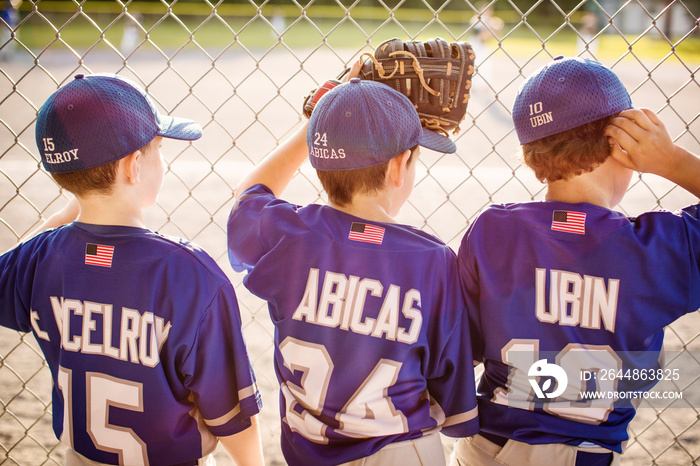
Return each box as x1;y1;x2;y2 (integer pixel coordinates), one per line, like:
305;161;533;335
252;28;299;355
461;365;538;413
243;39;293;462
387;149;412;188
119;150;142;184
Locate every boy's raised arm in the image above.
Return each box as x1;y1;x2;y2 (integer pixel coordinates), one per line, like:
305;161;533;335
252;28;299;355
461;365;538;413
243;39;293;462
606;108;700;198
20;196;80;242
234;60;362;200
235;121;309;200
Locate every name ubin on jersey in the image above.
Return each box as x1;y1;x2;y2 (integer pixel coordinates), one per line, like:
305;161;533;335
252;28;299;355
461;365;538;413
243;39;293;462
458;201;700;453
228;184;479;466
0;223;262;466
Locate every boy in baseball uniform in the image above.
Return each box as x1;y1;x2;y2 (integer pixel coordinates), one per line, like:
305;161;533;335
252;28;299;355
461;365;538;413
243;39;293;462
227;65;479;465
0;74;263;466
453;56;700;466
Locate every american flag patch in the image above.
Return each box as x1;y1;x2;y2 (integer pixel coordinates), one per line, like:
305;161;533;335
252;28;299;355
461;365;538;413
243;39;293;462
348;222;385;244
85;243;114;267
551;210;586;235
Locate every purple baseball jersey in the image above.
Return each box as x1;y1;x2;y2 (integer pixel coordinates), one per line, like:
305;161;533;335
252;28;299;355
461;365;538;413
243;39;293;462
0;223;261;465
227;184;478;466
458;201;700;453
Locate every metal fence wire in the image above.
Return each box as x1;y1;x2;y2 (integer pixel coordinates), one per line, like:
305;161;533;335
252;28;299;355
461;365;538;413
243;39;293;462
1;0;699;465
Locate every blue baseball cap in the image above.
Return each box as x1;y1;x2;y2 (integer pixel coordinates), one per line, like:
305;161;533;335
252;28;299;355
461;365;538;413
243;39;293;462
512;56;632;144
36;73;202;173
307;78;456;171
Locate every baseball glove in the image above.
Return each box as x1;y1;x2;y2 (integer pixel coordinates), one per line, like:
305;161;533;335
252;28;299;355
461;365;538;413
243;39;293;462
303;37;475;136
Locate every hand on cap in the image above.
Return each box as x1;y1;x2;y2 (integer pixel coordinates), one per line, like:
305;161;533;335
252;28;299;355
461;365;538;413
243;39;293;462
606;108;700;197
606;108;680;178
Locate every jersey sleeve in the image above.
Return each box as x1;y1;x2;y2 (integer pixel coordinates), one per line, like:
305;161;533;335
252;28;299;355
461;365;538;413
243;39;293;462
0;238;42;333
423;247;479;438
0;243;25;331
180;283;262;437
456;216;485;363
227;184;286;273
635;203;700;322
681;204;700;312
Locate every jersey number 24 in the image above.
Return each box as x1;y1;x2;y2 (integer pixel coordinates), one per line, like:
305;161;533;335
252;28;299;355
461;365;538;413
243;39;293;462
279;337;408;443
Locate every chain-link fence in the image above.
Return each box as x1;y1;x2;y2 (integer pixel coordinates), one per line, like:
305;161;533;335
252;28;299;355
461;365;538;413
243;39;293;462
1;0;699;465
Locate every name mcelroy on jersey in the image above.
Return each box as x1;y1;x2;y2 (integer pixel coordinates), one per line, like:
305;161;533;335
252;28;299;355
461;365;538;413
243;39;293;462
292;268;423;344
30;296;171;368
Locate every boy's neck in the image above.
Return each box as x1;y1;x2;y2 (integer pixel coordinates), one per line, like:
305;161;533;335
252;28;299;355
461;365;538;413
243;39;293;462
544;179;611;208
544;158;629;209
329;194;397;224
76;194;146;228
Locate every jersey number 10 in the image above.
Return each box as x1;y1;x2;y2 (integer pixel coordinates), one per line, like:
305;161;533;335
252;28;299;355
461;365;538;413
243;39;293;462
495;340;623;424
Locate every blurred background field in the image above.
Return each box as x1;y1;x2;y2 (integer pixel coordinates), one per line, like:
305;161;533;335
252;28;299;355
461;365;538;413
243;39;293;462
10;1;700;59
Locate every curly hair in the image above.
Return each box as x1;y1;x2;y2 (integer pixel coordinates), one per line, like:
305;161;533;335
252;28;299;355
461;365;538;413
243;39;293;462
317;146;418;207
521;114;617;183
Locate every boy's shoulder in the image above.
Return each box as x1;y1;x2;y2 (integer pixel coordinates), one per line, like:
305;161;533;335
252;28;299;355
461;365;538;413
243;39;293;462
471;201;700;243
475;200;618;219
235;183;452;251
151;230;228;273
628;204;700;239
27;223;230;285
472;201;545;224
468;201;627;238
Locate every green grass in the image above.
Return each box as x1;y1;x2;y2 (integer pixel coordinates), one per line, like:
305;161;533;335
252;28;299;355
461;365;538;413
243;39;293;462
493;27;700;63
13;9;700;64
